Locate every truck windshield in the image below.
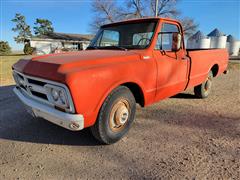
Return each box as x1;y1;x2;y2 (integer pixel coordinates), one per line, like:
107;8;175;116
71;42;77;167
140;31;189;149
88;21;157;50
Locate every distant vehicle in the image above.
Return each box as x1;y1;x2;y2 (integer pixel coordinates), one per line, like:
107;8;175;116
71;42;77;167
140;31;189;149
12;17;229;144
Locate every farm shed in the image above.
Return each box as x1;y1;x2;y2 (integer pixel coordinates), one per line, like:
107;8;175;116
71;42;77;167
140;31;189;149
27;32;94;55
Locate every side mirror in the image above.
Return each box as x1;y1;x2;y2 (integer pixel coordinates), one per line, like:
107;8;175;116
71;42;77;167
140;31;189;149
172;32;182;51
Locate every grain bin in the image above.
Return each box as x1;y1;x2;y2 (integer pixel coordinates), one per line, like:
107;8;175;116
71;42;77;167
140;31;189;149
187;31;210;49
187;36;194;49
227;35;240;56
208;28;227;48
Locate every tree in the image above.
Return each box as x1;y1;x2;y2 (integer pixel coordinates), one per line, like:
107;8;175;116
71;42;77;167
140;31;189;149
90;0;198;36
23;42;35;55
150;0;180;17
12;13;32;43
180;17;199;37
90;0;120;32
0;41;11;55
119;0;146;19
33;18;54;36
120;0;179;18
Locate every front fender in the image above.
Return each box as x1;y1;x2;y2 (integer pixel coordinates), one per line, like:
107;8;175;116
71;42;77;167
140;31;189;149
65;59;156;128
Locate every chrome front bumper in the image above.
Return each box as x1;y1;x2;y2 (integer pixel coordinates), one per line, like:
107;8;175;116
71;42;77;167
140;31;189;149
13;87;84;131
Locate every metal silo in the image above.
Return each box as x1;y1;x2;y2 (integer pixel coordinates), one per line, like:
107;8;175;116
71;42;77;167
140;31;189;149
208;28;227;49
187;34;195;49
187;31;210;49
227;35;240;56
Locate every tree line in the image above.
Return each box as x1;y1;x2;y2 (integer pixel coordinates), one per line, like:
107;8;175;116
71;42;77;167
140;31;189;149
11;13;54;44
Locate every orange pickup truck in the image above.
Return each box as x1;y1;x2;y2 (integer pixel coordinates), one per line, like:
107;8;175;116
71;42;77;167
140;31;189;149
12;17;228;144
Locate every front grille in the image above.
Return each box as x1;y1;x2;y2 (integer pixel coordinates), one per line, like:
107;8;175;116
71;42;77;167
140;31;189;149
13;71;50;104
28;78;46;86
13;70;75;113
20;84;27;91
31;91;48;100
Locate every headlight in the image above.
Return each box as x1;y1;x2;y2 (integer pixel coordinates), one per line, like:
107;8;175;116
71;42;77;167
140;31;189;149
45;84;69;109
51;89;59;101
59;90;67;105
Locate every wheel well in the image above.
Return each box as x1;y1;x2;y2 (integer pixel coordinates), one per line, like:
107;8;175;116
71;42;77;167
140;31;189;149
121;82;145;107
211;64;219;77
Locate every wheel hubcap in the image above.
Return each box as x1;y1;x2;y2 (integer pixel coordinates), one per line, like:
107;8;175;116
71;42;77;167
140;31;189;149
109;99;130;132
204;77;212;91
115;106;129;125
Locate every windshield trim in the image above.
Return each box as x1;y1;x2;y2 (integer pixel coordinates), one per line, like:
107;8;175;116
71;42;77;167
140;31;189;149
101;18;159;28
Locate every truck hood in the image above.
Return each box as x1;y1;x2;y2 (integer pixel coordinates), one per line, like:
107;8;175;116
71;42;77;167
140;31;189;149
13;50;140;82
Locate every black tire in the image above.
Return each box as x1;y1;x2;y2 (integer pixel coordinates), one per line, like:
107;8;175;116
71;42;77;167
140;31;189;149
194;71;213;98
90;86;136;144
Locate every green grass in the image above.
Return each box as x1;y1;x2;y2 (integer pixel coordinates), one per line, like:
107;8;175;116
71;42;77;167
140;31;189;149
0;54;27;86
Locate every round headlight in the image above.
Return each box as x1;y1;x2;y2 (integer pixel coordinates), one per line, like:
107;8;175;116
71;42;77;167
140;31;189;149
59;91;66;105
51;89;59;101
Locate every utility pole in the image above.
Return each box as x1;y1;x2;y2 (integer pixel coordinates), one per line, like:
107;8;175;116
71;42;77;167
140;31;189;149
155;0;159;17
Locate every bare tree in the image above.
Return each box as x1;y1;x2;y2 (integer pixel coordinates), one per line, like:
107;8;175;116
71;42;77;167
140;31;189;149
90;0;198;36
119;0;145;19
180;17;199;37
150;0;180;17
90;0;119;32
119;0;179;19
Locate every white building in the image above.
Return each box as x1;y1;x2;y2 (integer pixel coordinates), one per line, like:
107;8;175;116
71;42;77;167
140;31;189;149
27;32;94;55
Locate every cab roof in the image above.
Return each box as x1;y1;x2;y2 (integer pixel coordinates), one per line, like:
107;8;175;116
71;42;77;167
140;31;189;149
101;17;180;28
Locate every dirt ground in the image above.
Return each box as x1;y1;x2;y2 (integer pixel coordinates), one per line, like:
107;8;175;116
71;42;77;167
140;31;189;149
0;69;239;179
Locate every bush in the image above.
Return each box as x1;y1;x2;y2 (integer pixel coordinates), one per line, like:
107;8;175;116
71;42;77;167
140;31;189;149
23;43;34;55
0;41;11;55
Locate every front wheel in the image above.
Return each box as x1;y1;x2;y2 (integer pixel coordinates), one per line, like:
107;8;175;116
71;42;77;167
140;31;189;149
194;71;213;98
90;86;136;144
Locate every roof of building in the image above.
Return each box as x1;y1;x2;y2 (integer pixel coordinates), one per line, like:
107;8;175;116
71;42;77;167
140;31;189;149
207;28;225;37
227;35;235;42
31;32;94;42
188;30;207;40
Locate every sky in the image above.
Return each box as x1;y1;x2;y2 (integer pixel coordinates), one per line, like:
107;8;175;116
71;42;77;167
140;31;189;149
1;0;240;50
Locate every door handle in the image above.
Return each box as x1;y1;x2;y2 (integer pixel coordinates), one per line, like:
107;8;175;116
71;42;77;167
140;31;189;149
181;57;188;60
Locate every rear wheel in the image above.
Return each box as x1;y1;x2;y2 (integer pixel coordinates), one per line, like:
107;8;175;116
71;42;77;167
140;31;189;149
194;71;213;98
90;86;136;144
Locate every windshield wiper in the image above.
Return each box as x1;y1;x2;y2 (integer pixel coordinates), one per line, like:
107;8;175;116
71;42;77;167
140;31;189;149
101;46;128;51
87;45;128;51
86;46;99;50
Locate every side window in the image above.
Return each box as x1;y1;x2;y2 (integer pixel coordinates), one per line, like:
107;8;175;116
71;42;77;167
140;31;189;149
155;23;180;50
99;30;120;46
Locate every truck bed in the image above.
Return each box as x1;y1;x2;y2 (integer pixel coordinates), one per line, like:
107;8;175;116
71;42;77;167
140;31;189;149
186;48;229;89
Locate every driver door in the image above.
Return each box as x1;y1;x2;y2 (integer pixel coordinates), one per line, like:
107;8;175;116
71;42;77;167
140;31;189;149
153;22;189;101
